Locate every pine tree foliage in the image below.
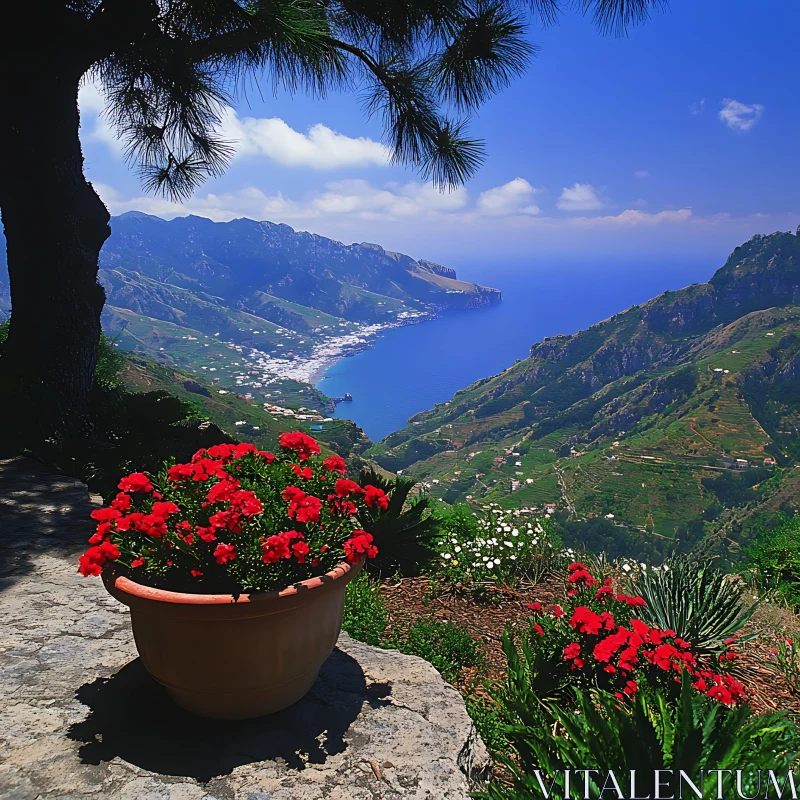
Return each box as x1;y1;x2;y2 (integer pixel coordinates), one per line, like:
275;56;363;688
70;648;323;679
51;0;665;201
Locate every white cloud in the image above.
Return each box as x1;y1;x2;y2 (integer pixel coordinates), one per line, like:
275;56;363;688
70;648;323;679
220;108;389;168
97;179;703;238
476;178;540;216
96;179;470;223
572;208;692;227
689;98;706;116
634;170;649;178
557;183;604;212
719;98;764;132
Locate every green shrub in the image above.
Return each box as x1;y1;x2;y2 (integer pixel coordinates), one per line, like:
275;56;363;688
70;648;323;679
633;556;755;657
465;697;508;757
393;619;482;683
478;673;800;800
94;335;126;388
342;571;388;647
773;636;800;695
746;513;800;608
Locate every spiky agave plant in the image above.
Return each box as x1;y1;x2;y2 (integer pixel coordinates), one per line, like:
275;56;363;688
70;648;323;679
632;556;757;657
478;672;800;800
357;466;440;576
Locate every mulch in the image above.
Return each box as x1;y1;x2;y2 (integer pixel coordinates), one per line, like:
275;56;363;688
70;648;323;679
379;576;800;716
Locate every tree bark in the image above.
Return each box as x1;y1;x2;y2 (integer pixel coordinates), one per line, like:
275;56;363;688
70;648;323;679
0;62;110;447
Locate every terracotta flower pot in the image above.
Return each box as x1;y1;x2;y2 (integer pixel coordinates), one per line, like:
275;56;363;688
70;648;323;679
102;559;362;719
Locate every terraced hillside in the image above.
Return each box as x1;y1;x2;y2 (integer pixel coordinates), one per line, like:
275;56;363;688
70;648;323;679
366;229;800;548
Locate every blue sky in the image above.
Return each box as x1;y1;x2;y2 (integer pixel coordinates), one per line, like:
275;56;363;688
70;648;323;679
80;0;800;268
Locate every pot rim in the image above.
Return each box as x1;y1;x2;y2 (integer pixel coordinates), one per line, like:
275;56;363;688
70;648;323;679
105;559;359;606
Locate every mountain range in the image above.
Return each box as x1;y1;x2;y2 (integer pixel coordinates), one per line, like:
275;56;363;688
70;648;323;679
0;213;500;408
365;227;800;557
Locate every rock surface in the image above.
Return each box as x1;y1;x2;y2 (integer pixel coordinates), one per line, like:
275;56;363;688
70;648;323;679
0;457;488;799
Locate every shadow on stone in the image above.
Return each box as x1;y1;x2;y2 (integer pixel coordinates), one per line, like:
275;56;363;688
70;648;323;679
67;648;391;782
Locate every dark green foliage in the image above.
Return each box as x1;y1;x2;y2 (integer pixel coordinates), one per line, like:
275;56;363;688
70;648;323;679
342;571;388;647
479;672;800;800
554;517;665;563
357;467;440;577
746;513;800;608
94;336;126;389
633;556;756;657
701;468;772;509
465;697;508;758
392;619;482;683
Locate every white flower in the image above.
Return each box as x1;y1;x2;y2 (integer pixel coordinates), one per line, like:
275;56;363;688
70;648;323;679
454;546;462;553
505;541;514;548
532;538;539;545
442;553;452;560
482;556;489;562
512;531;519;537
622;564;631;572
451;538;458;544
510;555;517;561
486;562;495;569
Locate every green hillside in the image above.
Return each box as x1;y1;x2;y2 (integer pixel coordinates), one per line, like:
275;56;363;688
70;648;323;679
365;230;800;555
120;353;366;457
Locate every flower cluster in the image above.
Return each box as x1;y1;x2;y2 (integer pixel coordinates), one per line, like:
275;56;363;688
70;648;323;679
436;504;555;584
78;433;386;593
524;563;746;705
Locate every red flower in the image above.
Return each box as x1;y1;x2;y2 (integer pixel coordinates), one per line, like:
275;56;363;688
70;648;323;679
567;569;598;587
229;490;263;517
90;507;122;523
232;443;258;459
213;543;237;564
111;493;132;512
258;451;276;463
322;455;347;475
292;464;313;480
623;680;638;696
282;485;306;503
191;569;203;577
151;501;180;519
568;562;588;572
77;541;121;577
563;643;581;660
206;479;241;504
287;492;323;524
118;472;154;494
292;540;310;563
328;495;358;517
131;558;146;568
343;531;378;563
552;604;565;618
526;602;543;613
206;443;236;460
279;431;321;461
334;479;364;498
262;531;304;564
595;585;614;601
533;623;544;636
363;485;389;511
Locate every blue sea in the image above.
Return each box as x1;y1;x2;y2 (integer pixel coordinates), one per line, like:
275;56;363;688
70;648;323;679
316;259;719;441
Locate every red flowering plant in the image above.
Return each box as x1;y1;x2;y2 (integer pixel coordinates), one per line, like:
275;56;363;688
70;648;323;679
78;432;388;593
517;562;747;706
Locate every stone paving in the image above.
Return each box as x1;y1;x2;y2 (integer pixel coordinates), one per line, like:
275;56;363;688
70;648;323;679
0;458;488;800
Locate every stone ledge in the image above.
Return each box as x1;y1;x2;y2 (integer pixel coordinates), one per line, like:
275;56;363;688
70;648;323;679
0;457;488;799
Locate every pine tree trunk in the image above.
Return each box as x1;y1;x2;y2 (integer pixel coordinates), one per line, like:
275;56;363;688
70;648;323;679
0;64;110;446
